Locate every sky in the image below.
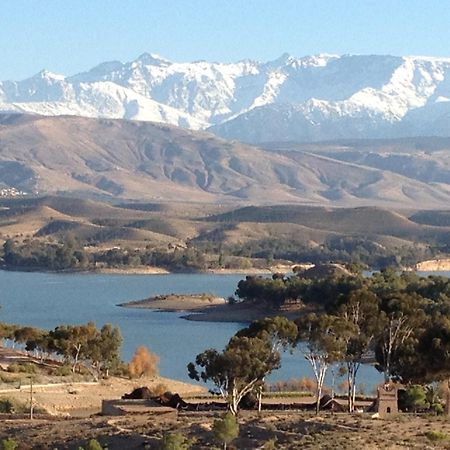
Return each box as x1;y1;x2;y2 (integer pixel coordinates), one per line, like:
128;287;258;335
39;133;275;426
1;0;450;80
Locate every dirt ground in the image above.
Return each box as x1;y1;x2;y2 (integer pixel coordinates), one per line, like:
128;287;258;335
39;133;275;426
1;410;450;449
0;376;205;416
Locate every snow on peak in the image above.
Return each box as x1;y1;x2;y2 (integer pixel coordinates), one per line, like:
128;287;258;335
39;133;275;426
135;52;171;66
1;53;450;142
33;69;66;81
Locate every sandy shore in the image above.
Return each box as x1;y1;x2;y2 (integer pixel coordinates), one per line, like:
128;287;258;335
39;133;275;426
94;266;170;275
119;293;226;311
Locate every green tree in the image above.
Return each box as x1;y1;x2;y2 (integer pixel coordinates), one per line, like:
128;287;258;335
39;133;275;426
236;316;297;411
404;385;427;412
87;324;122;379
212;412;239;450
49;322;97;372
334;288;380;412
296;313;347;414
374;292;427;382
188;334;280;415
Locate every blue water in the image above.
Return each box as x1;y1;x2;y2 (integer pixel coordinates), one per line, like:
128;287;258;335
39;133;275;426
0;270;414;391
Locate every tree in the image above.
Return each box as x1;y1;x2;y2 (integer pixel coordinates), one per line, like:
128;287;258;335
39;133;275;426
334;288;380;412
188;334;280;415
374;292;426;382
412;317;450;414
296;313;347;414
87;324;122;379
49;322;97;372
128;346;159;378
212;412;239;450
236;316;297;411
403;385;427;413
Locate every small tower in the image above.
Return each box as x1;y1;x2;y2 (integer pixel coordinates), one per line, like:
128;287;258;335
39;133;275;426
375;383;399;418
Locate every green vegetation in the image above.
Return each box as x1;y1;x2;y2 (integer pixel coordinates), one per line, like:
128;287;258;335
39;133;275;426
0;399;14;413
424;430;448;442
188;331;281;415
2;237;89;270
0;321;123;380
0;438;18;450
159;432;192;450
79;439;103;450
212;412;239;449
189;269;450;414
1;196;449;273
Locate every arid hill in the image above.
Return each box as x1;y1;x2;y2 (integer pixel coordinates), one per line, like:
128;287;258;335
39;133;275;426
1;114;450;207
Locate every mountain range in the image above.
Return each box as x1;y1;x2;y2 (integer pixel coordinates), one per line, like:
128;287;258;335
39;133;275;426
0;114;450;208
1;53;450;143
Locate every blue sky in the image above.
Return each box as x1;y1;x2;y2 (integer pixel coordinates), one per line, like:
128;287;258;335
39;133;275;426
1;0;449;80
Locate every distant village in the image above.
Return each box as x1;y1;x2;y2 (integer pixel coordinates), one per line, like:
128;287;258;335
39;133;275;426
0;187;27;198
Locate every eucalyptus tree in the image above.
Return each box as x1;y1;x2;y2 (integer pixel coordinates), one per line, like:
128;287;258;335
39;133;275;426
334;288;381;412
374;292;427;382
236;316;297;411
296;313;347;414
188;333;281;415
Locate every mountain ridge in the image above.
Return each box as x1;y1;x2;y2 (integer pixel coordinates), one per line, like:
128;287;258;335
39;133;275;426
1;53;450;142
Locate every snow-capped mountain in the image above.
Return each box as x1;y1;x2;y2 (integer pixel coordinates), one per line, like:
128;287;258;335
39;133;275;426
1;53;450;142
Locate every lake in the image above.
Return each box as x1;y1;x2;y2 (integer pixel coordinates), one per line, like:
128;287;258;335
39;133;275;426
6;270;446;391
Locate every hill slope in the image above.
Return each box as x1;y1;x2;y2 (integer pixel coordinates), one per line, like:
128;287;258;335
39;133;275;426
1;115;450;207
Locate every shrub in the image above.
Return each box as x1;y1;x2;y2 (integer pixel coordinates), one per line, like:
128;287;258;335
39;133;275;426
212;412;239;450
7;363;36;374
1;438;18;450
267;377;316;393
425;430;448;442
159;432;192;450
78;439;103;450
404;385;427;412
55;364;72;377
0;399;14;413
128;346;159;378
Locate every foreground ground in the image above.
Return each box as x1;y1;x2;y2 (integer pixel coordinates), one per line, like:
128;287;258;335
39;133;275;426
1;410;450;449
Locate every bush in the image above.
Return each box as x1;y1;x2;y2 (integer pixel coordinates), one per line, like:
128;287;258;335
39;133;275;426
212;412;239;449
0;399;14;413
425;430;448;442
159;432;192;450
267;377;316;393
404;385;427;412
7;363;36;374
128;346;159;378
55;364;72;377
78;439;103;450
1;438;18;450
263;438;278;450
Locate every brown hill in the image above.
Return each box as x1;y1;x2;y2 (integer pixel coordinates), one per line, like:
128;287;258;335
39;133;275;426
1;114;450;207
